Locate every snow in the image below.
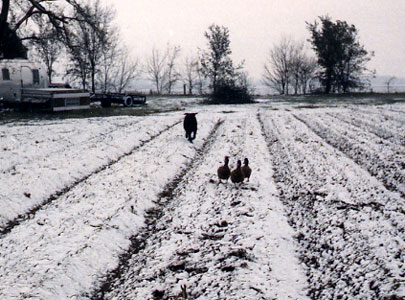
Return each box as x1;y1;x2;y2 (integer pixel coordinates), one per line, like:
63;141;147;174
0;100;404;299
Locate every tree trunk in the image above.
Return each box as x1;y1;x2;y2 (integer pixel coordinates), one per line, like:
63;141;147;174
0;0;10;56
155;77;160;95
325;72;332;94
48;70;52;84
0;0;9;35
91;72;95;93
188;81;192;95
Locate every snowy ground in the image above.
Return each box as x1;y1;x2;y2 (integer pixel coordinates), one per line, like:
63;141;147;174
0;100;404;300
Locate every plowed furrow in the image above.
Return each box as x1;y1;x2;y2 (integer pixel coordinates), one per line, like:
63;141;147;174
0;120;181;237
0;119;142;174
0;113;220;300
89;118;224;300
326;112;405;147
258;111;404;300
293;114;405;198
353;106;405;125
98;112;308;300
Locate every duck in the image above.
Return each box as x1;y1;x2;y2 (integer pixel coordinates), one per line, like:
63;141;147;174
231;160;244;184
242;158;251;182
217;156;231;184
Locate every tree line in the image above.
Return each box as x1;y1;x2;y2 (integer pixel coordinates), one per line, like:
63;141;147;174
264;16;372;95
0;1;372;97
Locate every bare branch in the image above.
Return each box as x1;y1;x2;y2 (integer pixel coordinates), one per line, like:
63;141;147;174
145;47;168;95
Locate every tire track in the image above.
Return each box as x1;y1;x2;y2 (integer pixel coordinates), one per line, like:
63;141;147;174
0;120;181;237
258;111;404;300
293;113;405;198
89;118;224;300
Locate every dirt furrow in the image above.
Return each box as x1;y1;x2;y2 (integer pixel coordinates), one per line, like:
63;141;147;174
326;112;405;147
0;115;183;229
268;112;404;228
89;118;224;300
97;111;308;300
1;119;143;174
385;108;405;114
0;120;181;237
353;106;405;125
0;113;220;300
293;113;405;198
258;111;404;300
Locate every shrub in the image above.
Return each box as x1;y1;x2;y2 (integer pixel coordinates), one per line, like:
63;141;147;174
208;82;253;104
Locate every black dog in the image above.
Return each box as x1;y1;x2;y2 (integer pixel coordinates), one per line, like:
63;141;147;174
183;113;198;143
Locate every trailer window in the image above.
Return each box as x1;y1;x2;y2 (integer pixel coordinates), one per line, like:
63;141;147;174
2;68;10;80
32;69;40;84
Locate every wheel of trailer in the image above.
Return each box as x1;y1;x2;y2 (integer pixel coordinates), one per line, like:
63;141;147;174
123;96;134;107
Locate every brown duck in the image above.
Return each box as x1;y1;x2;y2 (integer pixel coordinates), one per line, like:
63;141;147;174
242;158;252;182
217;156;231;184
231;160;244;184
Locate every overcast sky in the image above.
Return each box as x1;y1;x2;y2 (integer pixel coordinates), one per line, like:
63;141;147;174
110;0;405;81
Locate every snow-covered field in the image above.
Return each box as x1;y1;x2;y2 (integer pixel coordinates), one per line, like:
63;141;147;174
0;100;404;300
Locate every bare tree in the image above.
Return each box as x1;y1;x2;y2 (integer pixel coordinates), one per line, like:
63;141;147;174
263;37;294;94
290;41;318;94
64;41;89;89
29;16;63;83
299;55;318;94
263;63;284;94
183;55;198;95
290;41;305;94
98;31;120;92
264;37;318;95
64;0;115;92
97;29;141;93
110;52;141;93
385;76;396;93
164;44;181;94
145;47;167;95
195;59;205;94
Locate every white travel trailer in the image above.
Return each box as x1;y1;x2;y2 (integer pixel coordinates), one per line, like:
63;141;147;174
0;59;90;111
0;59;48;101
